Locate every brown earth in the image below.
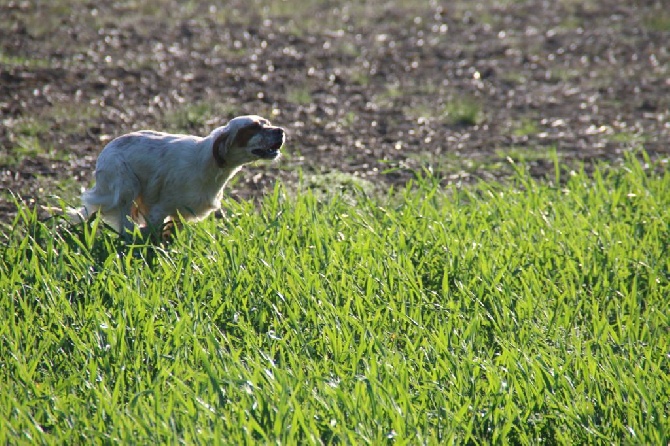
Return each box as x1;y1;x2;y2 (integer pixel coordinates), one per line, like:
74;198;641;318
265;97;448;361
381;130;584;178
1;0;668;222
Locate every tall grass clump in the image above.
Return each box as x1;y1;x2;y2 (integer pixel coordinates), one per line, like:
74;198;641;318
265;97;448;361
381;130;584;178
0;153;668;444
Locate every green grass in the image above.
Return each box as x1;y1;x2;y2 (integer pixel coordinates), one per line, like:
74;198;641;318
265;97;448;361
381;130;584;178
407;95;484;127
2;102;101;156
0;137;44;168
1;154;669;444
443;96;484;127
0;52;50;69
643;9;670;32
286;87;313;106
511;118;540;138
162;102;216;133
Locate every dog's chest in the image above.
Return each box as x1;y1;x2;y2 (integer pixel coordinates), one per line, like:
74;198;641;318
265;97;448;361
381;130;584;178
170;174;227;220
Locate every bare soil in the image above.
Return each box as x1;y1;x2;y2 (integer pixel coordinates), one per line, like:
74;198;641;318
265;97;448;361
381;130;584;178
1;0;668;222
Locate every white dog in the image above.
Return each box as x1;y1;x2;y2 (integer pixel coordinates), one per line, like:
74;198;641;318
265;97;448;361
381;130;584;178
72;115;285;238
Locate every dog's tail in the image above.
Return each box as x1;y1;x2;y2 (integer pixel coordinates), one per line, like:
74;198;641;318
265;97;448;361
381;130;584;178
40;204;91;224
66;206;91;223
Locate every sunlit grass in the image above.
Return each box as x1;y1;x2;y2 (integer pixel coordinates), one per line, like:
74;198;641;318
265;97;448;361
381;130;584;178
1;153;668;443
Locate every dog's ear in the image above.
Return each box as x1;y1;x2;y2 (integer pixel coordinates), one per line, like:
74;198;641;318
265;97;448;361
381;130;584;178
212;130;230;167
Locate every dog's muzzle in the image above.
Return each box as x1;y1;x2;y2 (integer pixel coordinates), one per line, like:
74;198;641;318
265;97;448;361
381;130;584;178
252;128;285;160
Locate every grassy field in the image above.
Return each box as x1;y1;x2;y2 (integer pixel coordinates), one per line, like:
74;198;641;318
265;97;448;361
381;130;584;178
1;153;668;444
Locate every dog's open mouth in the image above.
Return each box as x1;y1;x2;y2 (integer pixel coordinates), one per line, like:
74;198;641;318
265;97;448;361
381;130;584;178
252;141;283;159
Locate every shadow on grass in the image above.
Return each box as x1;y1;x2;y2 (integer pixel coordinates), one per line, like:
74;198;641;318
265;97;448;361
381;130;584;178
1;198;170;275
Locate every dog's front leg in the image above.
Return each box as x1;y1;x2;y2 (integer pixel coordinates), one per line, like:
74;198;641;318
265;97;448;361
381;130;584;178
141;207;170;243
161;215;185;241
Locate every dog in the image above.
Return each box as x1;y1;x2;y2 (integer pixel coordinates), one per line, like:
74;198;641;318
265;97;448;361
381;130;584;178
70;115;285;238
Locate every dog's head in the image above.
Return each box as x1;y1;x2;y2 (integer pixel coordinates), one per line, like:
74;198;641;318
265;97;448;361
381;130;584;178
212;115;285;168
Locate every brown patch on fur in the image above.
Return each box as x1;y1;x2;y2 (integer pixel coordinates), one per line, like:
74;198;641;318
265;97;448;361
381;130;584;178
212;131;229;167
233;123;262;147
130;195;149;222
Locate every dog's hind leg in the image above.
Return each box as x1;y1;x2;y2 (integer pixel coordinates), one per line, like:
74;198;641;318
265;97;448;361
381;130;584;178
84;167;141;237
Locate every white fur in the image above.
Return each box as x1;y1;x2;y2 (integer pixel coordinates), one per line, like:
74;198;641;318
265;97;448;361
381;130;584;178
74;115;284;236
